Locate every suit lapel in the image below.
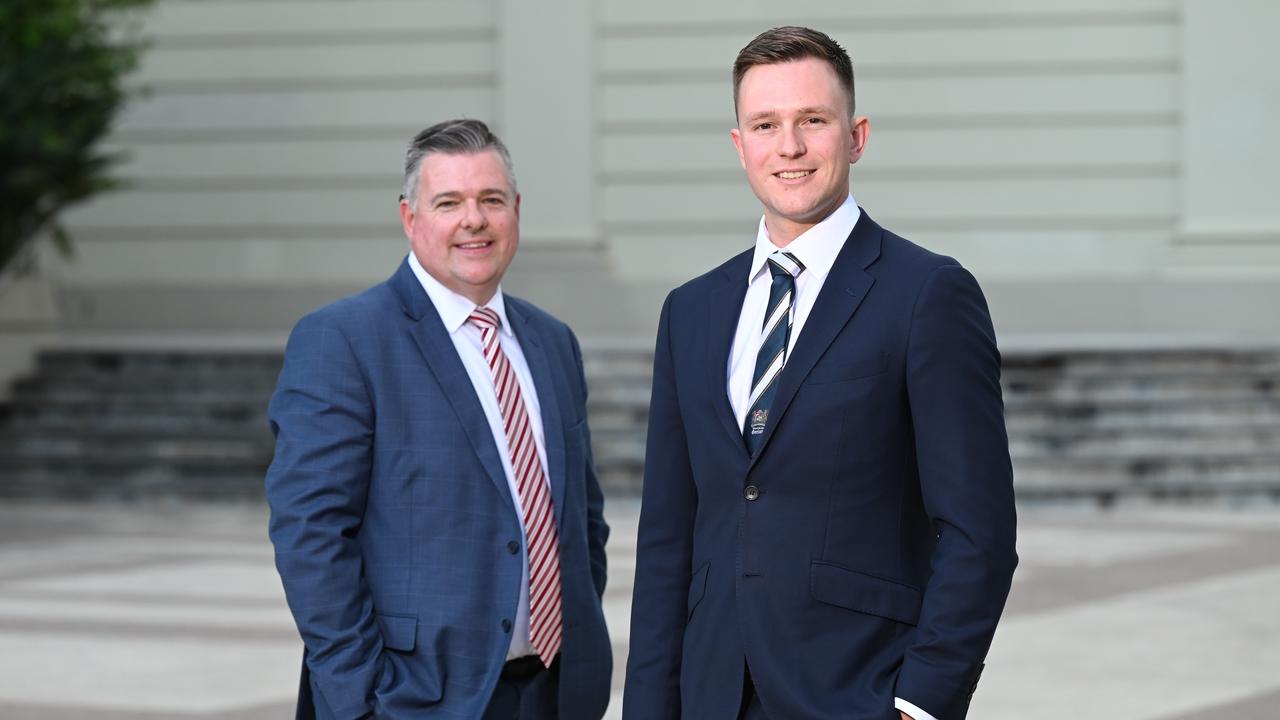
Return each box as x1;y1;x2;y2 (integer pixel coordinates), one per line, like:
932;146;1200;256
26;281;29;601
746;214;884;470
389;261;514;513
706;251;754;458
506;299;567;528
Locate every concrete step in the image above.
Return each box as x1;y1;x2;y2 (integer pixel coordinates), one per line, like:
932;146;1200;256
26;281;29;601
1002;351;1280;377
1004;388;1280;410
11;372;278;396
0;462;265;500
35;350;282;374
1013;459;1280;504
1010;426;1280;454
1008;403;1280;429
0;435;269;464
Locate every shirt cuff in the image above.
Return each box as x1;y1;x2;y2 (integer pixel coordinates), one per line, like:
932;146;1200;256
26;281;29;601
895;697;940;720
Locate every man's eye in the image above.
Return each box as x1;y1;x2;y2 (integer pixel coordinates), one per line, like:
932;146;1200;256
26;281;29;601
805;117;826;125
483;197;506;206
436;201;458;209
754;123;774;131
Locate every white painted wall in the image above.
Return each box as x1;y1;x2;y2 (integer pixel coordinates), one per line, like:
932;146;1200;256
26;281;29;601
597;0;1180;282
15;0;1278;342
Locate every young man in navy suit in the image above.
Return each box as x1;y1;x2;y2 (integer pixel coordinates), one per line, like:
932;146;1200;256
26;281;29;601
267;119;611;719
624;27;1018;720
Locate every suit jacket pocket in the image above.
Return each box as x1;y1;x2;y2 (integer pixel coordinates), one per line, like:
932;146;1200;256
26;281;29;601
804;352;888;386
809;560;921;626
686;560;710;622
377;612;418;652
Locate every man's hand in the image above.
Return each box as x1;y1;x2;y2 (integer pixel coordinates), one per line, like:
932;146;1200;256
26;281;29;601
900;713;914;720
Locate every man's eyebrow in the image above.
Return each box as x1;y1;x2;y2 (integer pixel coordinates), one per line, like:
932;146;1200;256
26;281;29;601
742;110;777;124
429;188;510;204
742;106;837;124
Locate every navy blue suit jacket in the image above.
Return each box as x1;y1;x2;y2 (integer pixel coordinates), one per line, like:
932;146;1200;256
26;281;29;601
266;259;611;719
623;212;1017;720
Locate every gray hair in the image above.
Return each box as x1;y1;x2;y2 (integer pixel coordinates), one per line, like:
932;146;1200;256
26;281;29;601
401;118;517;208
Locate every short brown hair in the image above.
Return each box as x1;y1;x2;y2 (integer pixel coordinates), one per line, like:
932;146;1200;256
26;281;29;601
732;26;855;119
401;118;516;207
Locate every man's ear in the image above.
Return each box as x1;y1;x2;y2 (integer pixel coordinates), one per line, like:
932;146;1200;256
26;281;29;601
849;115;870;165
398;198;415;238
730;127;747;170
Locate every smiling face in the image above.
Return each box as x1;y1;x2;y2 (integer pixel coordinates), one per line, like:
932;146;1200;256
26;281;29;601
730;57;869;246
398;149;520;305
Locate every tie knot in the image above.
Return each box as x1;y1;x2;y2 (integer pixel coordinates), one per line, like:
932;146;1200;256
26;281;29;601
468;307;501;331
767;251;805;279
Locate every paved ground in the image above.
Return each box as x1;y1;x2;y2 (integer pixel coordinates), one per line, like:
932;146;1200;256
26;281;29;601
0;498;1277;719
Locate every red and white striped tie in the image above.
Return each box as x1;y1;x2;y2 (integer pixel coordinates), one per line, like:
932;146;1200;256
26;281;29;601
467;307;562;666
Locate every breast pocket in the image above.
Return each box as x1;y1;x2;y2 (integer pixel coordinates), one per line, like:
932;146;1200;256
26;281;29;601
804;351;889;386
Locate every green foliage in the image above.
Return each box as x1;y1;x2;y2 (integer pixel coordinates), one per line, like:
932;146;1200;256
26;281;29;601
0;0;154;274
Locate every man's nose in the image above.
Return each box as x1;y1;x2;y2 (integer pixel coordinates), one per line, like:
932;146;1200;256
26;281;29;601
460;200;487;230
777;124;806;157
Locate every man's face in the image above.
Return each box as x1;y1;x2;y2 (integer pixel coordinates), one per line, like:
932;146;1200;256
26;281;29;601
730;57;868;245
399;149;520;305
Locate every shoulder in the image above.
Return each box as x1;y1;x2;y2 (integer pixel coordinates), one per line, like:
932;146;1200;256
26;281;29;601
877;225;964;279
287;281;398;346
505;294;578;348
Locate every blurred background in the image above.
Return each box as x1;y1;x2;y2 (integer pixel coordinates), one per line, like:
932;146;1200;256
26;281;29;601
0;1;1277;718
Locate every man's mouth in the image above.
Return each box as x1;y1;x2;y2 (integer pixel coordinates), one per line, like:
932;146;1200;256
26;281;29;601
456;240;493;250
776;170;813;180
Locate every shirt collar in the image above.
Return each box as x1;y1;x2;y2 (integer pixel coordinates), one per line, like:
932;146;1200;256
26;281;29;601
407;252;513;336
747;194;861;285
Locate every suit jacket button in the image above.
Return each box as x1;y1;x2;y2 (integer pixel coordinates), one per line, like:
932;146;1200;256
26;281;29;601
744;485;760;501
501;619;512;633
507;540;520;555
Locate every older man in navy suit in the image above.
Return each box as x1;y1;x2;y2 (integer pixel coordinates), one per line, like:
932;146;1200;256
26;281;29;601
624;27;1018;720
267;119;611;720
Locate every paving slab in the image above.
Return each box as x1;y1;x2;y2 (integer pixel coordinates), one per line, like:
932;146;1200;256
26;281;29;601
0;499;1276;719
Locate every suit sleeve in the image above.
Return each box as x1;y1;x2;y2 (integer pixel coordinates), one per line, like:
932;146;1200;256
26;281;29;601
623;292;698;719
569;329;610;598
898;264;1019;720
265;312;385;720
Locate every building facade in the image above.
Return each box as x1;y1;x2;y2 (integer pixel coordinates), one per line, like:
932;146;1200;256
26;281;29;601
4;0;1279;375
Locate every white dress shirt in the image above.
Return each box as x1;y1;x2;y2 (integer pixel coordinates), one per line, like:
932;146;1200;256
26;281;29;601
727;194;861;427
408;252;548;661
724;197;940;720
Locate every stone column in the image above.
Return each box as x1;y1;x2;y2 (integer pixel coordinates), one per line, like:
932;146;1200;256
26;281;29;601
1178;0;1280;258
496;0;598;248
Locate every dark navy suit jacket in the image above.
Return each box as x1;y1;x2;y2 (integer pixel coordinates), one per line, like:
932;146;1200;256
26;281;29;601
623;212;1017;720
266;259;611;719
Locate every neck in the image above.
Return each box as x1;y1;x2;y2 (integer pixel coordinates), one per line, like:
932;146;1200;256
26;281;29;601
765;220;808;248
764;194;846;248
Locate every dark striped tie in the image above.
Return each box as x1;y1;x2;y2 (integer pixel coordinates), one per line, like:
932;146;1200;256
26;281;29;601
743;251;805;454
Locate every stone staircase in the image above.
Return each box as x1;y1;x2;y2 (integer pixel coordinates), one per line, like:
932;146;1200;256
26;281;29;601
0;346;1277;504
1003;351;1280;504
0;351;281;499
